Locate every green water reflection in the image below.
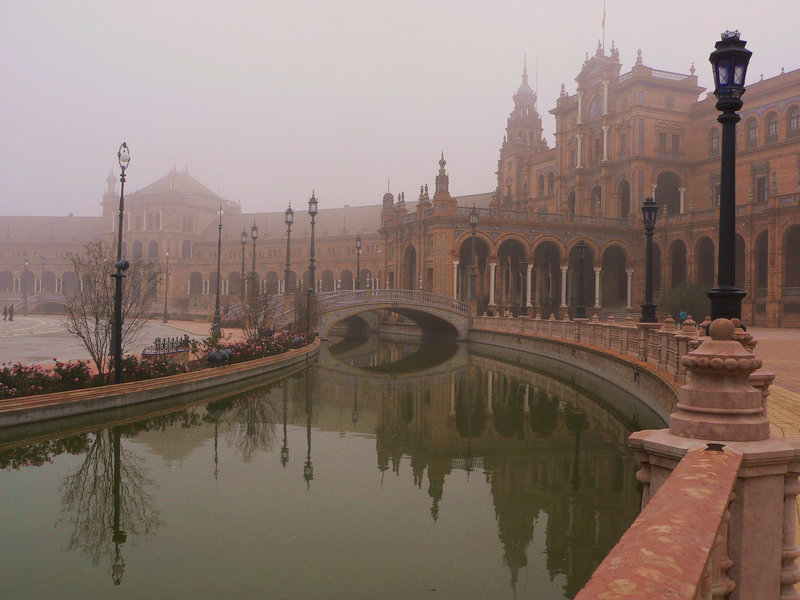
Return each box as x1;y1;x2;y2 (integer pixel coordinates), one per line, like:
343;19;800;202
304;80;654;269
0;336;645;599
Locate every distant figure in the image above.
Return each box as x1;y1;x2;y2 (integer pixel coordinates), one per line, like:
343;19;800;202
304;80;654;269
2;306;6;320
8;305;14;321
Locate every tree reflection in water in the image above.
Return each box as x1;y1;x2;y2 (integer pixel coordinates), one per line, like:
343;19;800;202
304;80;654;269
58;427;161;584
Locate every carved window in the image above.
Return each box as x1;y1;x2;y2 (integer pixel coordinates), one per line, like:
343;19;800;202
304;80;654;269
766;113;779;142
788;107;800;138
709;128;720;156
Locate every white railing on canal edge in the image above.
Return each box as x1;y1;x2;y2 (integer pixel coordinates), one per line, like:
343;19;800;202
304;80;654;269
318;289;469;316
472;313;710;385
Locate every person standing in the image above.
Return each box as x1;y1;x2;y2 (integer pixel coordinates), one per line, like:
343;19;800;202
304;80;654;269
2;306;6;320
8;305;14;321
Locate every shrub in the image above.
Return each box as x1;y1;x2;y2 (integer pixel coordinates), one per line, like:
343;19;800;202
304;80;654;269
658;281;711;323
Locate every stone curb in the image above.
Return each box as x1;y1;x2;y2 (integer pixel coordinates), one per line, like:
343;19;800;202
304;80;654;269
0;339;320;428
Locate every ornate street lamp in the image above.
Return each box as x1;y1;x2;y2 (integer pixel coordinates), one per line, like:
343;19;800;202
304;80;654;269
576;240;587;319
469;205;478;300
211;206;223;337
113;142;130;384
162;250;170;323
355;233;362;289
240;228;247;301
641;197;659;323
21;251;29;316
250;220;259;299
708;30;752;321
284;203;293;296
307;191;318;292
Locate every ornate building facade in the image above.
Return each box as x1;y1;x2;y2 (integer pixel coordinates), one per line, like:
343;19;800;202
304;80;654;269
380;45;800;327
1;43;799;326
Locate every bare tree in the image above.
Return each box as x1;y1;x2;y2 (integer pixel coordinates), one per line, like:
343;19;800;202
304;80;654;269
63;240;161;379
240;276;275;342
293;286;318;332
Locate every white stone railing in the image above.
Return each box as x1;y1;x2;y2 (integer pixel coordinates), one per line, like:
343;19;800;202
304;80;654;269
318;289;469;316
472;313;705;383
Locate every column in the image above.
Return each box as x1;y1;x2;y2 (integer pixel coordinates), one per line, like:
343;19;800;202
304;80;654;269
602;125;610;161
526;263;533;307
577;91;583;124
576;134;583;168
560;265;568;308
534;267;543;307
453;260;459;299
593;267;602;308
489;263;497;308
679;187;686;214
626;268;634;309
602;80;609;115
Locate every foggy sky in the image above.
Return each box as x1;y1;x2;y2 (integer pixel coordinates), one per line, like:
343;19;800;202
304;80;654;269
1;0;797;217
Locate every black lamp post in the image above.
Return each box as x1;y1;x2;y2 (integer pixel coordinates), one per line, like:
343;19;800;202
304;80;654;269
576;240;587;319
469;205;478;300
284;203;293;296
240;228;247;301
211;206;223;337
308;191;318;291
708;30;751;321
355;233;362;289
21;251;29;316
640;197;659;322
113;142;130;384
162;250;170;323
307;192;318;332
250;220;258;300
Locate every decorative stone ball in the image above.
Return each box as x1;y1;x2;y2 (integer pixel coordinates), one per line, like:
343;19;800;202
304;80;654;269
708;318;735;341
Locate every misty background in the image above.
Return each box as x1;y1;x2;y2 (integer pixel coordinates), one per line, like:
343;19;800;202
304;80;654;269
1;0;797;216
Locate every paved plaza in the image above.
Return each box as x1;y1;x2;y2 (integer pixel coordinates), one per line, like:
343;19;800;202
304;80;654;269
0;314;220;367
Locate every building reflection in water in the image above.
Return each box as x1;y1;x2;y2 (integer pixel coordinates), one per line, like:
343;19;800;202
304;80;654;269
321;335;643;595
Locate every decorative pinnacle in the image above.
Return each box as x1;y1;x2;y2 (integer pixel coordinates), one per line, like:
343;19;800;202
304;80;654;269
721;30;741;40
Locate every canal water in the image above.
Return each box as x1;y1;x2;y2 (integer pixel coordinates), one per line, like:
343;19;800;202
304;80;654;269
0;335;661;599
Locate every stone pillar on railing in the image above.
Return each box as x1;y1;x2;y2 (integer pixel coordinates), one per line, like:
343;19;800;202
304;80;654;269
636;322;661;362
781;465;800;599
604;315;614;349
657;317;675;371
629;319;800;600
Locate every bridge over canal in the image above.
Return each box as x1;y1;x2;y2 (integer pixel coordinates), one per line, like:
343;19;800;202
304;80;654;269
315;289;470;339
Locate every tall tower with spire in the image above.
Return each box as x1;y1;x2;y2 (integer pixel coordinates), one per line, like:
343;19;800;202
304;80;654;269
497;59;550;209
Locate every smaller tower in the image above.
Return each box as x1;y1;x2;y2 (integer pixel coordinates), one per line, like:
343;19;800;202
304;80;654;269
432;153;457;214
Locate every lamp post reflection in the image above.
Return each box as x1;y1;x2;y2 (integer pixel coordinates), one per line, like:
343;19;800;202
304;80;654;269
281;381;289;468
303;371;314;488
111;427;126;585
352;378;359;428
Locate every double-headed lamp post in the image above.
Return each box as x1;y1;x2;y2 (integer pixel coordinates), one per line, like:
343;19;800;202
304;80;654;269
469;205;478;300
211;207;223;337
162;250;170;323
284;203;293;296
250;221;259;299
307;192;318;332
355;233;362;289
240;228;247;301
113;142;130;384
640;197;659;322
576;240;587;319
708;30;752;321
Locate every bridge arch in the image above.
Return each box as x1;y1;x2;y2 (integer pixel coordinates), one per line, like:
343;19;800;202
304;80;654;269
317;290;468;339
